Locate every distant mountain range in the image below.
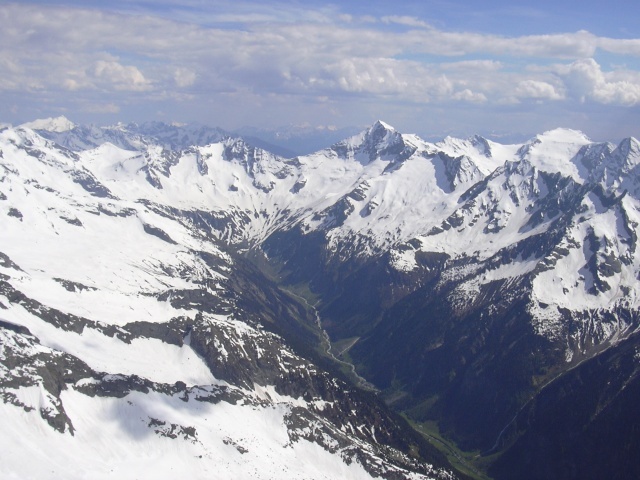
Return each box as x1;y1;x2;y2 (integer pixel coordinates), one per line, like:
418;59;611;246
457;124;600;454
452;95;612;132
2;116;640;479
235;124;361;156
16;116;359;157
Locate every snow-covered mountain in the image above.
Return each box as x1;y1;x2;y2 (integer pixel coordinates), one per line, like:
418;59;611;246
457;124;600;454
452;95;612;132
2;117;640;478
26;116;230;152
0;122;456;479
20;115;77;133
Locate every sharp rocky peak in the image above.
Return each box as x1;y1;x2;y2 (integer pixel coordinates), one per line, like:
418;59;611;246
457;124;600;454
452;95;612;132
470;134;492;157
370;119;396;132
617;136;640;161
330;120;409;163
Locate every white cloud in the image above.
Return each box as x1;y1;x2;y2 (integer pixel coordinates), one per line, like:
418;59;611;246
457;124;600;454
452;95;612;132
597;37;640;56
559;58;640;105
515;80;564;100
84;102;120;114
94;60;150;91
560;58;604;101
63;79;82;91
452;89;487;103
381;16;431;29
403;30;599;58
322;58;405;94
0;55;24;90
174;68;197;88
1;2;640;135
440;60;503;71
594;81;640;105
319;58;455;103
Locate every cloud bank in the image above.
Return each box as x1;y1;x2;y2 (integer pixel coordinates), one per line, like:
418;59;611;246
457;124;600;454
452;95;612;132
1;2;640;139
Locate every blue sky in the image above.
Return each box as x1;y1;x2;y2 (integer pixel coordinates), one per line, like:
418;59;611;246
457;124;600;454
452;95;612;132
2;0;640;141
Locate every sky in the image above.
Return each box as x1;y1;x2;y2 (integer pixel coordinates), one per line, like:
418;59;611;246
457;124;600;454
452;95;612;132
2;0;640;141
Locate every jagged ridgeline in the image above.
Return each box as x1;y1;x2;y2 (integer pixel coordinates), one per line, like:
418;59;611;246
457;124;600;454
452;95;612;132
2;116;640;479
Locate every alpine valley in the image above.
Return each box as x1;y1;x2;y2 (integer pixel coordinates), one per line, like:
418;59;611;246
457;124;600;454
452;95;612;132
1;116;639;479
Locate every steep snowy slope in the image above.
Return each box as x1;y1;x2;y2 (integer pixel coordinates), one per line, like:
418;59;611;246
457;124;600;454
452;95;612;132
0;125;457;479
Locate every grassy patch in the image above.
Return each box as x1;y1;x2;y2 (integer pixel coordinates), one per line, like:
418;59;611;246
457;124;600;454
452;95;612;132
332;336;360;357
407;418;495;480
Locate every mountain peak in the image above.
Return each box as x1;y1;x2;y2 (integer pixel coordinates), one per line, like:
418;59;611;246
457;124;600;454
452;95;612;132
371;119;395;132
534;127;591;145
363;120;401;146
20;115;76;133
330;120;407;163
516;128;592;181
618;136;640;159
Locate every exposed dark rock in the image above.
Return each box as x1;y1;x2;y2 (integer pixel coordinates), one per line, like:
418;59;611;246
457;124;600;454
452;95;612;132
291;179;306;193
0;252;22;271
60;216;83;226
53;278;97;293
70;169;114;198
142;223;177;244
7;207;22;220
489;333;640;480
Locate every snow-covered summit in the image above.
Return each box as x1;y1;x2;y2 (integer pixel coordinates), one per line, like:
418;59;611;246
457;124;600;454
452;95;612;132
617;135;640;160
435;134;511;175
20;115;76;133
373;119;395;131
31;120;231;153
516;127;592;181
329;120;413;164
536;127;590;143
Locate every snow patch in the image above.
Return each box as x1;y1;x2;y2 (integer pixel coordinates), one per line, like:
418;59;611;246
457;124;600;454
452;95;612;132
4;303;217;386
